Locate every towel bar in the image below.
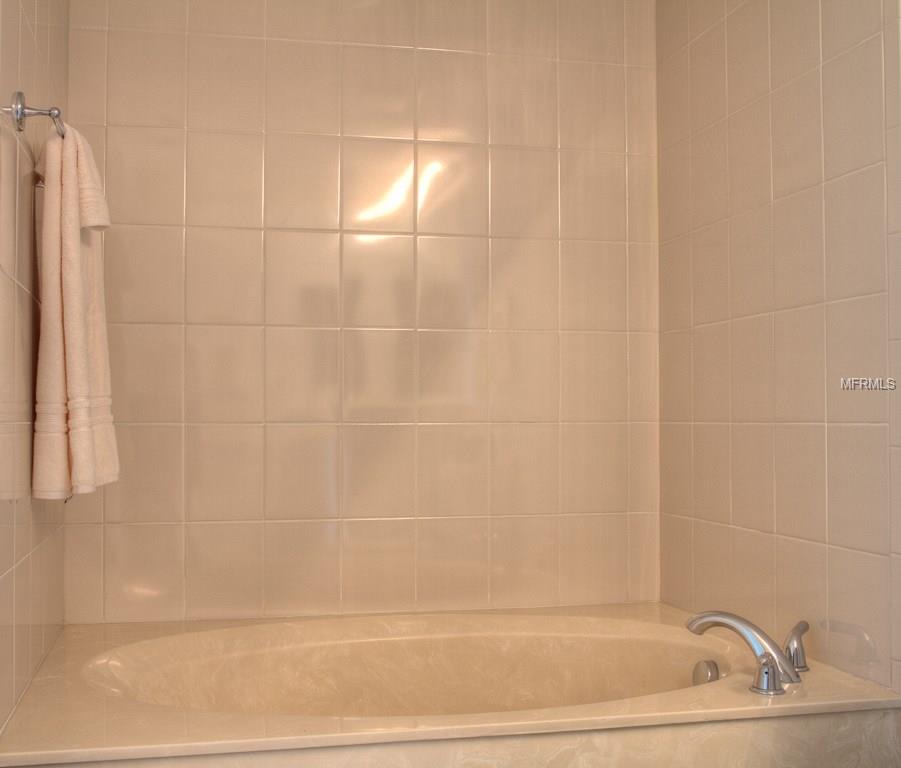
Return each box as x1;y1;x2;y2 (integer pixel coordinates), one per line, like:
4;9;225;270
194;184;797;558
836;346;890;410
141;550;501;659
1;91;66;138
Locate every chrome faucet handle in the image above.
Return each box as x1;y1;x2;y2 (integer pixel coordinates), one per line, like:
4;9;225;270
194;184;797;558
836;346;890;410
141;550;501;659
751;653;785;695
783;620;810;673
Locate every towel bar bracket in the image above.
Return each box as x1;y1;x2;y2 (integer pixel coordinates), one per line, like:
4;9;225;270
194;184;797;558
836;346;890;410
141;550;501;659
1;91;66;138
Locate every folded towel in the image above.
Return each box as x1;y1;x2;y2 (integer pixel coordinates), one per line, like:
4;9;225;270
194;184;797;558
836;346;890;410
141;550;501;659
32;125;119;499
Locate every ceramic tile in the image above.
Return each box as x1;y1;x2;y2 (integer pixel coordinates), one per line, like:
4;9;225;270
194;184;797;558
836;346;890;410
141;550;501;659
728;99;772;216
558;0;623;62
264;426;338;520
265;328;340;422
821;0;882;59
488;54;557;147
690;23;725;132
693;424;730;523
626;66;657;155
560;333;628;422
731;424;774;532
266;40;341;134
773;187;825;310
775;425;827;542
417;518;490;610
629;333;659;423
690;119;728;229
266;134;340;229
774;538;828;659
263;521;340;616
826;295;888;423
342;45;415;139
691;222;729;325
560;241;626;330
769;0;820;88
342;0;415;45
660;513;692;609
660;425;692;517
67;29;106;124
822;36;885;179
63;524;102;624
490;332;558;421
104;524;184;622
341;519;415;612
104;425;183;523
187;35;264;131
108;324;184;422
656;0;689;63
725;0;768;111
106;127;184;225
185;426;263;522
487;0;556;57
729;204;774;317
343;330;417;422
416;143;488;235
659;236;690;331
657;47;689;149
731;314;774;423
416;50;487;143
416;0;486;51
185;228;263;324
265;0;340;41
560;150;626;240
418;331;490;421
491;424;558;516
342;235;415;328
342;139;414;232
104;226;184;323
185;326;264;422
774;305;826;422
418;425;490;517
692;321;730;423
188;0;264;35
560;514;628;605
827;547;891;685
185;523;262;619
490;516;557;608
186;133;263;228
265;232;340;327
561;423;628;514
625;0;655;66
827;425;890;554
825;164;887;300
489;147;558;237
417;236;489;329
490;238;558;330
772;70;823;199
107;30;185;127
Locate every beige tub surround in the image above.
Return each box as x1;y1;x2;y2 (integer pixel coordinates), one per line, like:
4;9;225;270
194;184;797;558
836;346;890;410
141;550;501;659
32;125;118;499
0;605;898;767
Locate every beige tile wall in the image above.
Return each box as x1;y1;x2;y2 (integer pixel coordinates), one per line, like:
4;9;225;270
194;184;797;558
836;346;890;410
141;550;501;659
0;0;68;730
64;0;660;622
657;0;900;687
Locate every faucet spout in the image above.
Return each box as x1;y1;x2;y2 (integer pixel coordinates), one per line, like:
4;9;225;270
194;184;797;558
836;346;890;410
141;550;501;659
686;611;802;685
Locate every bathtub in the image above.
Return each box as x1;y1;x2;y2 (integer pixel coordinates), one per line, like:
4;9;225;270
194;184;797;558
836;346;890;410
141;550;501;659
0;605;899;767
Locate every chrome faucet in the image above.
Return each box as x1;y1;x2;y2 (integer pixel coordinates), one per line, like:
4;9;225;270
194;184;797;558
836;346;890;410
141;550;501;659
686;611;802;695
783;620;810;672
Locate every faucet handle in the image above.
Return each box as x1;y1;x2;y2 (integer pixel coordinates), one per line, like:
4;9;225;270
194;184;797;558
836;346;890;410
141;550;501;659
751;653;785;695
783;620;810;673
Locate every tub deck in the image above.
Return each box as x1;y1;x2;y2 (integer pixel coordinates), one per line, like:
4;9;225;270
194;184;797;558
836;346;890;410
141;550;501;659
0;603;898;767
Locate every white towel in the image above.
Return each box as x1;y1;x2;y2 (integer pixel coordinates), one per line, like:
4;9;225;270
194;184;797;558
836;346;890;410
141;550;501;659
32;125;118;499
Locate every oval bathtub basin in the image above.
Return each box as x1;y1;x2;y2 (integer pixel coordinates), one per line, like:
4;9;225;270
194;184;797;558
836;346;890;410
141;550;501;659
83;614;735;718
